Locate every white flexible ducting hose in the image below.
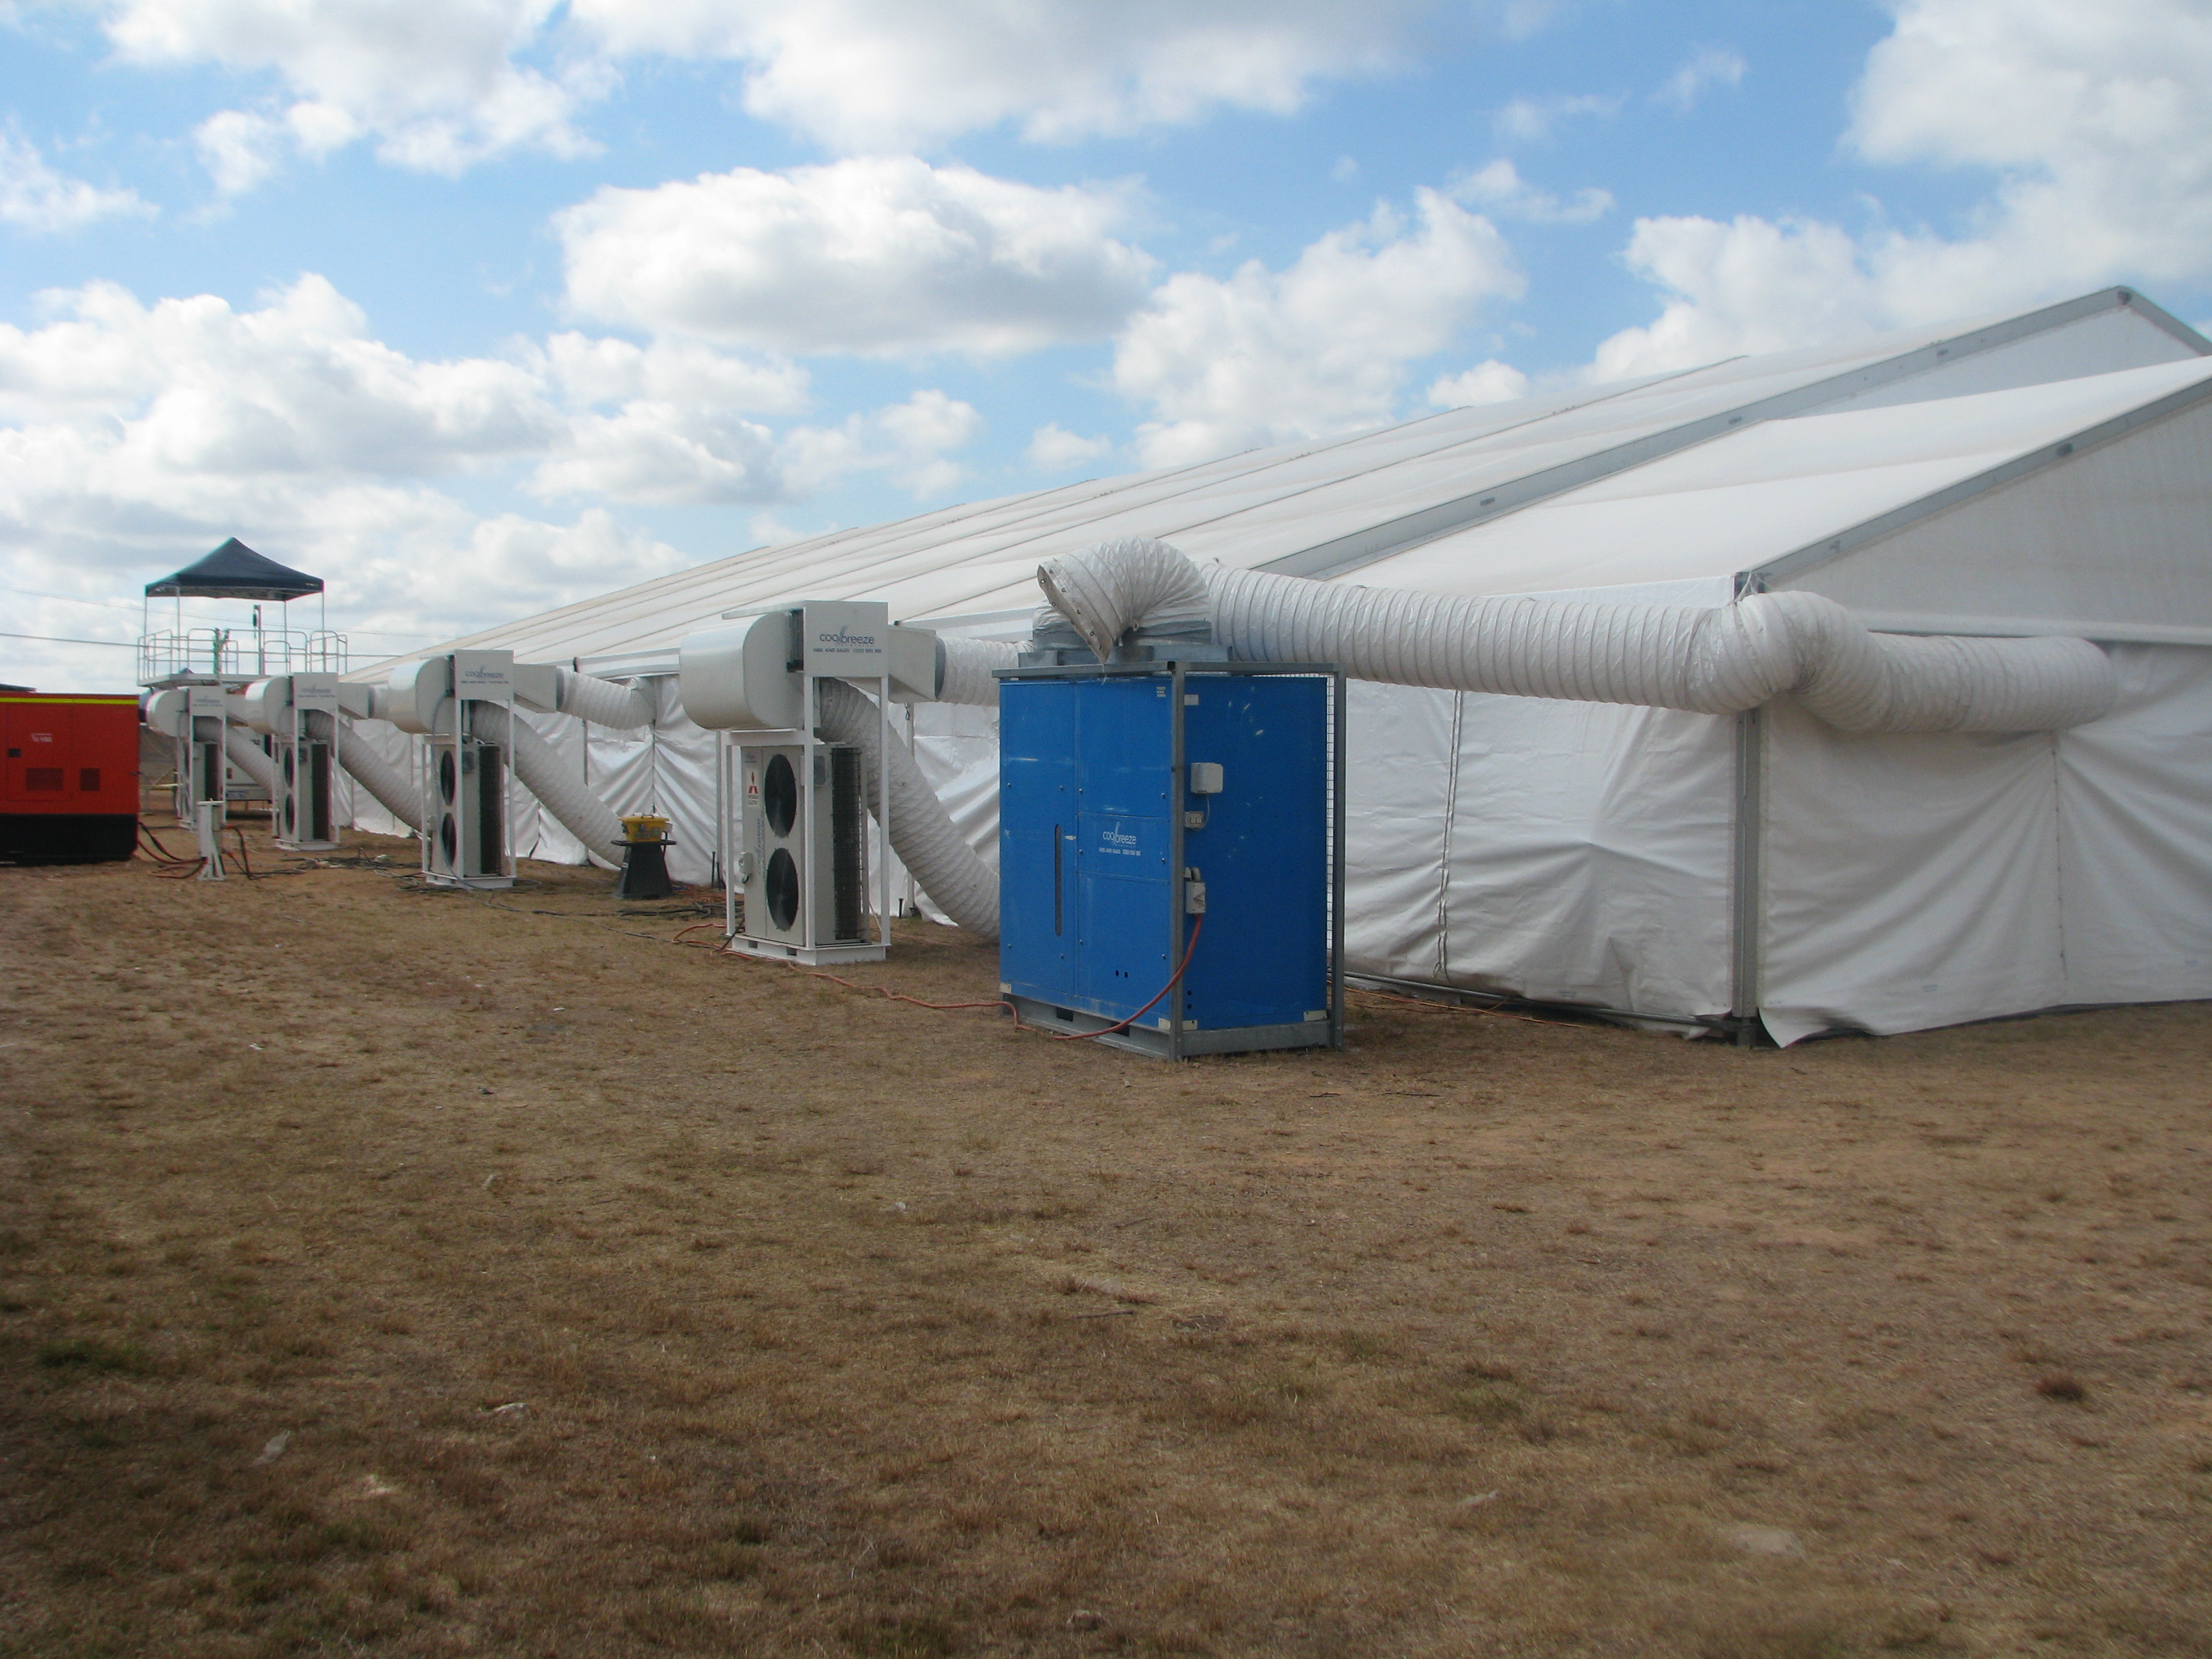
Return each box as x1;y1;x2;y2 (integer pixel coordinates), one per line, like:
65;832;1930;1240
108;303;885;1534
555;668;656;730
222;727;277;793
318;713;423;834
1036;535;1212;663
938;637;1021;706
1031;539;2116;733
471;704;626;867
816;679;1000;939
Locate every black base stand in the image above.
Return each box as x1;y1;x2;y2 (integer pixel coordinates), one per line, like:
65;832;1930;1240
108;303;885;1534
613;838;673;899
2;813;139;864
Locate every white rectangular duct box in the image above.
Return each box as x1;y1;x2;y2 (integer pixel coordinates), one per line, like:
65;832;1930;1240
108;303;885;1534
797;600;888;678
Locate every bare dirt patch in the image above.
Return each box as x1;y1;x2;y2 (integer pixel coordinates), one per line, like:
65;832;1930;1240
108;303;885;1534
2;819;2209;1656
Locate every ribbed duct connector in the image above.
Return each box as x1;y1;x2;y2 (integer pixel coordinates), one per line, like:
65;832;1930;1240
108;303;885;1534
1023;538;2116;734
314;712;423;833
470;704;626;867
222;728;277;794
555;668;656;730
816;680;1000;940
937;638;1021;707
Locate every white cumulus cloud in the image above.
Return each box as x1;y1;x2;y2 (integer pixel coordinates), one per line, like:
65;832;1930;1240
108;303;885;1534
567;0;1439;151
1595;0;2212;378
778;388;983;499
1450;159;1612;224
1427;359;1530;408
532;332;810;414
95;0;599;184
193;102;362;195
1493;91;1620;144
1027;423;1112;471
79;0;1457;184
1654;45;1746;112
556;157;1156;358
0;275;556;473
0;131;152;232
1112;188;1523;467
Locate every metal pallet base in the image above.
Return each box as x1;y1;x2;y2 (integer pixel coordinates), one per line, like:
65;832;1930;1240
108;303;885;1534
724;935;886;968
1007;995;1337;1060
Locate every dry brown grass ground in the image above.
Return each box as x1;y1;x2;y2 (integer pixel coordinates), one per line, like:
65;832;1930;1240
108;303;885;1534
2;819;2209;1659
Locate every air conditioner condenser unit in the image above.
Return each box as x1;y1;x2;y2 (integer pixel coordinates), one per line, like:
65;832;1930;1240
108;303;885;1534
387;651;515;890
733;741;869;962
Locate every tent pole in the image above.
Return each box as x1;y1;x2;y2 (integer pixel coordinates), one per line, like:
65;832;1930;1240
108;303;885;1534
1728;704;1766;1048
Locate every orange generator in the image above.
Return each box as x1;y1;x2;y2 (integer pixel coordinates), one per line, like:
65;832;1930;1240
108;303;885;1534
1;690;142;863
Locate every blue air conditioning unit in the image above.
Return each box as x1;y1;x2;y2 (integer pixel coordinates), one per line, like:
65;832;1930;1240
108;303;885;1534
996;661;1343;1059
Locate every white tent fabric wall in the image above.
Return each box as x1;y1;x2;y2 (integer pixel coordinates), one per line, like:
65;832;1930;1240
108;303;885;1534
1759;645;2212;1043
1336;682;1737;1020
1444;694;1737;1019
2055;649;2212;1004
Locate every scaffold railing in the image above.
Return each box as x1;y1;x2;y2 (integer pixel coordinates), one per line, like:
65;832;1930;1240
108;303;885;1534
138;628;348;683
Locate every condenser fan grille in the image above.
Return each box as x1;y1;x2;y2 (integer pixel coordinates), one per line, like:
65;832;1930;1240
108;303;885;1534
765;846;800;930
763;752;797;836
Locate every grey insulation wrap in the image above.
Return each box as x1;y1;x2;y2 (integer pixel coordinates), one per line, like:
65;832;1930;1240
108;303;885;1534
937;637;1021;707
471;705;626;867
319;712;422;832
1032;540;2116;734
556;668;656;729
221;728;277;793
817;679;1000;939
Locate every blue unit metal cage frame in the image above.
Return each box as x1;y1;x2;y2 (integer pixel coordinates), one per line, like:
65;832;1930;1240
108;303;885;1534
996;660;1345;1059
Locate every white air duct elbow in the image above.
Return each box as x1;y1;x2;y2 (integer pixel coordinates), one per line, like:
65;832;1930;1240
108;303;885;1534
817;680;1000;939
1740;590;2116;733
1036;538;2115;734
470;704;626;867
320;712;422;832
1037;537;1211;663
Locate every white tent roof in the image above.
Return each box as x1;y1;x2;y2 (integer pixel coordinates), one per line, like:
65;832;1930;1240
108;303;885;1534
1365;355;2212;619
380;287;2209;676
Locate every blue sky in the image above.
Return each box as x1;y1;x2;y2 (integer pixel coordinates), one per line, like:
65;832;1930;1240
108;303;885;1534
5;0;2210;689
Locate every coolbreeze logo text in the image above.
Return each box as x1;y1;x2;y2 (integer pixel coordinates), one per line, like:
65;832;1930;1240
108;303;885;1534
816;629;879;649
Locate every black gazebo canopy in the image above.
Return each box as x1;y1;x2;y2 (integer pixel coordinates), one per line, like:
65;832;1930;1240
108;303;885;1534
144;538;323;602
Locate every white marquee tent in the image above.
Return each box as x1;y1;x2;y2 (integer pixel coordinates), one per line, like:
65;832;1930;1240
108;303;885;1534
345;286;2212;1044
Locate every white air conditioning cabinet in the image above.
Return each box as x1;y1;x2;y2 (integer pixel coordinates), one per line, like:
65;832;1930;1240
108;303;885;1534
739;743;867;957
390;650;516;890
243;672;342;852
680;598;901;966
